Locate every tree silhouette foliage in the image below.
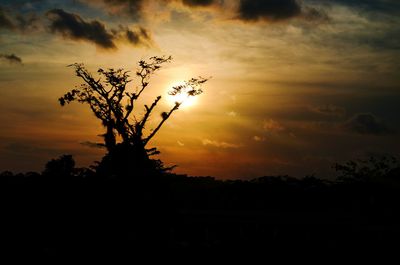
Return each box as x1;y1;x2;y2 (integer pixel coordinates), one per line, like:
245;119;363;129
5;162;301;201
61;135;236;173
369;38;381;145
59;56;208;176
334;155;399;183
43;154;75;178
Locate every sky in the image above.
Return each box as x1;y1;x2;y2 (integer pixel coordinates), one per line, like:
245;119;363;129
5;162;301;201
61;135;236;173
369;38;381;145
0;0;399;179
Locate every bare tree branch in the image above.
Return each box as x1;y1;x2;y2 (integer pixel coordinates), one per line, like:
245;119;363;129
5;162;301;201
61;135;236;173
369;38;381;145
136;96;162;138
143;102;180;146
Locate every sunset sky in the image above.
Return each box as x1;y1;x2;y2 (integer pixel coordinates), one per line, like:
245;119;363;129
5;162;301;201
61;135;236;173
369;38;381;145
0;0;399;179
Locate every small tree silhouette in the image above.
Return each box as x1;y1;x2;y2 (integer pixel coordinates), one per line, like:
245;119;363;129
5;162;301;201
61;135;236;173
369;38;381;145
334;155;399;183
43;154;75;178
59;56;208;177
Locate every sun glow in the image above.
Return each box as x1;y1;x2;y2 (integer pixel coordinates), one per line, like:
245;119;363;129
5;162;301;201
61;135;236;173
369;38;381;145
166;81;198;108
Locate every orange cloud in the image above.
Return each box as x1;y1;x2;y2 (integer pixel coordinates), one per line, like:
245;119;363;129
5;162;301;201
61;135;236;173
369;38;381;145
263;119;285;132
202;139;242;149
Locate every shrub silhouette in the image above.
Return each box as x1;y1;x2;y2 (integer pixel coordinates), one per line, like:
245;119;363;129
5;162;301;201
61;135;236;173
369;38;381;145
43;154;75;178
334;155;399;183
59;56;208;178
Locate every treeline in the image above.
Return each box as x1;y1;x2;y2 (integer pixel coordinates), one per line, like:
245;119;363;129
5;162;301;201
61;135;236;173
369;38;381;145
1;155;400;259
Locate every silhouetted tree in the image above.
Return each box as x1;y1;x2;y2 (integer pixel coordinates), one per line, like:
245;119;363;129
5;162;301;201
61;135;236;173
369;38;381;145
43;154;75;178
59;56;208;177
334;155;399;183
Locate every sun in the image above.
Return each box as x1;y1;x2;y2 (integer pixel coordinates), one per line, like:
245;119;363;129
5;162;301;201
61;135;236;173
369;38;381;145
166;81;198;108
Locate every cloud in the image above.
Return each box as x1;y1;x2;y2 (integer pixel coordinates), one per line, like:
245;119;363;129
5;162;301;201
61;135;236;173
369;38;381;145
87;0;221;22
0;6;15;30
0;54;23;65
325;0;400;15
181;0;215;7
80;141;105;149
45;9;154;49
202;139;241;149
342;113;393;135
309;104;346;117
81;0;327;25
236;0;330;23
46;9;116;49
15;13;41;32
105;0;143;10
237;0;301;22
263;119;285;132
301;7;330;22
82;0;144;17
0;6;41;33
253;135;265;142
227;111;237;117
117;25;154;47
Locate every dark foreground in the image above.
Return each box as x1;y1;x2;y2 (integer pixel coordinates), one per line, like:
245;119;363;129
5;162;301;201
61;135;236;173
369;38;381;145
2;168;400;260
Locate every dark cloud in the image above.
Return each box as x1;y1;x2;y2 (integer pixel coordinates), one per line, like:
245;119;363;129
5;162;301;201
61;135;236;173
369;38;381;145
182;0;215;7
310;104;346;117
235;0;330;23
46;9;116;49
45;9;154;49
359;27;400;51
126;28;141;44
0;6;15;30
0;53;23;65
343;113;393;135
110;25;154;47
302;7;330;22
237;0;302;22
80;141;105;149
125;26;152;46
